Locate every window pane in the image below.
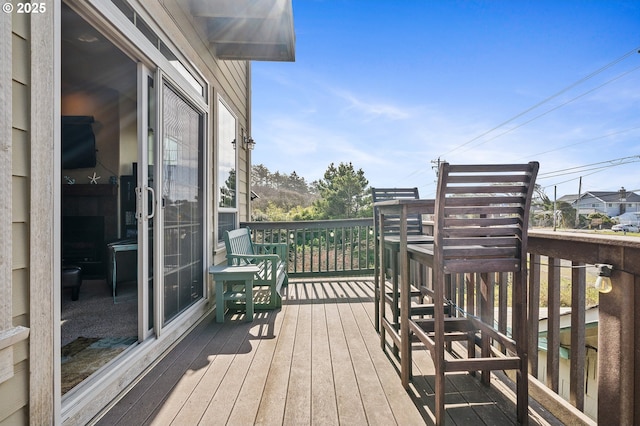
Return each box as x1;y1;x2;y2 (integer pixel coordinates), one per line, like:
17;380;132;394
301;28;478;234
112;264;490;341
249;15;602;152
218;100;236;209
218;212;236;243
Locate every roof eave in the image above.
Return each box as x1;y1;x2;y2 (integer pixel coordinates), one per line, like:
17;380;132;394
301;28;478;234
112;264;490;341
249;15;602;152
190;0;295;62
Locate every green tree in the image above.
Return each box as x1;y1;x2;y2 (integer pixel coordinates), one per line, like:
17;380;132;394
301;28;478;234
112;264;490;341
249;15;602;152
252;164;270;186
314;162;370;219
532;184;576;228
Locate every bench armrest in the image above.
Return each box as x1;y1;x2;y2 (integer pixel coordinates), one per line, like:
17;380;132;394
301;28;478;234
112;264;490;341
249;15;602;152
253;242;288;266
227;253;280;266
254;242;287;251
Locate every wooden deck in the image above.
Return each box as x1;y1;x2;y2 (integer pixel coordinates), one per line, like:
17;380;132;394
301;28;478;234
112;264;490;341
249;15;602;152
95;278;562;425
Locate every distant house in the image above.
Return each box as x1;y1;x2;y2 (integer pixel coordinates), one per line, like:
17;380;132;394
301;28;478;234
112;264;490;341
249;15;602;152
570;190;640;217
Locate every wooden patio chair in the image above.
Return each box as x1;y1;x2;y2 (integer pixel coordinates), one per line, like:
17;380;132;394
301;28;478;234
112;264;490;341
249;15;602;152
407;162;539;425
371;187;433;349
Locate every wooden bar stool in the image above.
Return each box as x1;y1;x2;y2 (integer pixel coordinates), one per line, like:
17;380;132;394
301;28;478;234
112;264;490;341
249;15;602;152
407;162;539;425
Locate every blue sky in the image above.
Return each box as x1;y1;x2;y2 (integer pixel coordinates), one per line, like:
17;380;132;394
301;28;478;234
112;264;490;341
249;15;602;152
251;0;640;199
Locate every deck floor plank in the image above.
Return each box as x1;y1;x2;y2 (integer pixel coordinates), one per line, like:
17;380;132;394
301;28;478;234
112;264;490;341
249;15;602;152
196;315;272;425
282;284;312;425
325;300;369;424
225;310;286;425
253;300;298;425
337;300;398;425
350;296;428;425
163;316;257;425
94;314;225;426
310;298;339;425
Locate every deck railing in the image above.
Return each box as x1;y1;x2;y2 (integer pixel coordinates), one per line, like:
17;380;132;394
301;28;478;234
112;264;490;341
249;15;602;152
241;219;375;277
242;220;639;424
525;230;640;425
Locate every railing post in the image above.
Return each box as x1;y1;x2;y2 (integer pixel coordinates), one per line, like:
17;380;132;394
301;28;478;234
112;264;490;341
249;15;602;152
598;269;635;425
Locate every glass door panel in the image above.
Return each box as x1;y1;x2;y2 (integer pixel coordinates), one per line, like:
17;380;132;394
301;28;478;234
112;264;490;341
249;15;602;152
161;83;204;324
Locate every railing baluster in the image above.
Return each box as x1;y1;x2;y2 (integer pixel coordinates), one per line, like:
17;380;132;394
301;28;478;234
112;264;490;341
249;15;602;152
296;227;299;274
333;229;342;271
498;272;507;337
528;253;541;378
547;256;561;393
341;225;344;272
325;228;329;272
310;227;315;272
302;228;307;273
570;261;586;411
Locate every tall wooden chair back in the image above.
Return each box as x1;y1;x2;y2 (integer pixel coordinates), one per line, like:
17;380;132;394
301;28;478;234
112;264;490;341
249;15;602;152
372;187;423;236
417;161;539;425
434;163;538;275
372;187;426;332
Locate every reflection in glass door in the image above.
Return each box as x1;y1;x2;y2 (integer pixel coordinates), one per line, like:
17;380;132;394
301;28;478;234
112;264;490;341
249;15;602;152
161;83;204;324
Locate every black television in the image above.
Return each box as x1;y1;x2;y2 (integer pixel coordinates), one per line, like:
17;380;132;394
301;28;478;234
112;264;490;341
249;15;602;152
62;116;97;169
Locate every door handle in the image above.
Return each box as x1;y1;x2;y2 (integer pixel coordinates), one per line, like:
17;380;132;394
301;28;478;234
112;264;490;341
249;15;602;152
146;186;156;220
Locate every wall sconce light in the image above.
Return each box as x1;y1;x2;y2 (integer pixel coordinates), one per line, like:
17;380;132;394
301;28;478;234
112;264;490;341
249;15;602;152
595;264;613;293
243;135;256;151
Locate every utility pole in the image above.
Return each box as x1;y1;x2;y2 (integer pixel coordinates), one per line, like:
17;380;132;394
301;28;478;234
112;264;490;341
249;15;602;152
575;177;582;228
553;186;557;231
431;157;444;179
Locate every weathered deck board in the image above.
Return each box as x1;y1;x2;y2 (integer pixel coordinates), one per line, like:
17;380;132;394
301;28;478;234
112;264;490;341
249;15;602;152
95;278;562;426
226;311;286;425
325;301;369;424
310;301;339;424
283;285;312;425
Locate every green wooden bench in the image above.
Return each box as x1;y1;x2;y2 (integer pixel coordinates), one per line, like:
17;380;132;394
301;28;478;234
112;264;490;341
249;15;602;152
223;227;288;309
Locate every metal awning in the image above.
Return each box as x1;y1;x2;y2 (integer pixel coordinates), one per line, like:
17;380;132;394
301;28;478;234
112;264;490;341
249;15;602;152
189;0;295;62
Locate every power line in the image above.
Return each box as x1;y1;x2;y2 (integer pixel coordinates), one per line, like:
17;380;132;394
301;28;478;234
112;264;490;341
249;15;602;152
538;155;640;179
456;64;640;155
516;125;640;161
434;46;640;159
539;155;640;189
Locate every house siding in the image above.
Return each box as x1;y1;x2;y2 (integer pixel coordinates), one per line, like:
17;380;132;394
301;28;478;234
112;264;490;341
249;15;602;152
0;9;31;425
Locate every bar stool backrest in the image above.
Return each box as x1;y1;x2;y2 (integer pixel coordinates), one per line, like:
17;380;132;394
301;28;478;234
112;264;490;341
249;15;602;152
372;187;424;236
433;162;539;274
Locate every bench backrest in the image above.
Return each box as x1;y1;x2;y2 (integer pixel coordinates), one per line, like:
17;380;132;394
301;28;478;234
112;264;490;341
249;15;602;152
372;187;424;235
224;228;255;264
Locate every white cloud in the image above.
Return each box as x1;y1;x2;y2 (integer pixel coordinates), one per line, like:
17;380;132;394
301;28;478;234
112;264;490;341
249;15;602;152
332;89;414;121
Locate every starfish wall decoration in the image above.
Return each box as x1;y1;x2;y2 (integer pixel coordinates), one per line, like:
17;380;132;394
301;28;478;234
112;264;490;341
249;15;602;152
88;172;101;184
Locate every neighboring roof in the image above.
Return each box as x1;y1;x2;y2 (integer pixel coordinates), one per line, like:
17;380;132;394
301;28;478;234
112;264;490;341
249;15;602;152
537;306;600;358
557;194;579;203
188;0;296;61
578;191;640;203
